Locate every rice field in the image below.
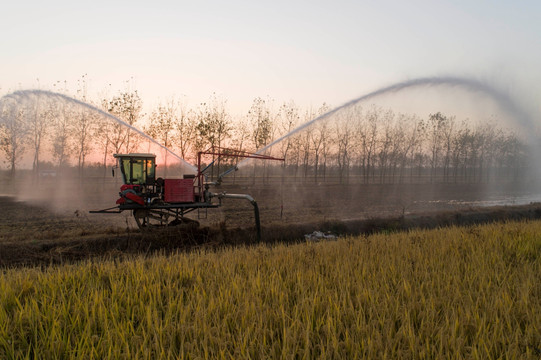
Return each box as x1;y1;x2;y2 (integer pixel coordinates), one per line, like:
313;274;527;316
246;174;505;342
1;220;540;359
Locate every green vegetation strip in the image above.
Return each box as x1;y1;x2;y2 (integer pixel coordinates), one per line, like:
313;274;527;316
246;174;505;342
1;220;540;359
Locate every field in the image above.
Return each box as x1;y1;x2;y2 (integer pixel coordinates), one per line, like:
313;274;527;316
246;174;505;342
1;184;541;358
2;188;541;268
1;219;540;358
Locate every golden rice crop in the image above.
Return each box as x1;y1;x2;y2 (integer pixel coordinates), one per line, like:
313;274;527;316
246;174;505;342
1;220;540;359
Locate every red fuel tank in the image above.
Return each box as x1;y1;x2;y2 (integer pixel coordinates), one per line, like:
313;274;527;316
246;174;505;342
163;179;195;203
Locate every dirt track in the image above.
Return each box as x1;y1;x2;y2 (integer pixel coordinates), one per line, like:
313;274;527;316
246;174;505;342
2;184;541;268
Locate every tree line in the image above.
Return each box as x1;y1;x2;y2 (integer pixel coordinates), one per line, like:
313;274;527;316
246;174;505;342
0;87;531;184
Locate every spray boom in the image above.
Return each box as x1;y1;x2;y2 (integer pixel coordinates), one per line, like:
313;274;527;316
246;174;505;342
196;147;284;187
217;165;239;184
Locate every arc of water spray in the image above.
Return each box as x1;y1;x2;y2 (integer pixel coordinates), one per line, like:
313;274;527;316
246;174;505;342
238;76;534;168
1;90;197;172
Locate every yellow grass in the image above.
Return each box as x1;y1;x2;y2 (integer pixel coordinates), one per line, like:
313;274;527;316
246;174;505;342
1;220;540;359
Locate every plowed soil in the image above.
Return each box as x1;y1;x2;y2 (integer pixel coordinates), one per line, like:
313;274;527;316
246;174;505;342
2;181;541;268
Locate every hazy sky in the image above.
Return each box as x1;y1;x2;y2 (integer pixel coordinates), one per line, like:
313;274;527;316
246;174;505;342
1;0;540;115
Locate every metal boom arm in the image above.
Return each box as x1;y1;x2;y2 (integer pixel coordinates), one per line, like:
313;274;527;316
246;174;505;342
198;147;284;242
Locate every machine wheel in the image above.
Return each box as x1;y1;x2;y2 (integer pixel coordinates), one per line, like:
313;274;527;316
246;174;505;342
133;209;170;229
169;217;200;230
133;209;199;231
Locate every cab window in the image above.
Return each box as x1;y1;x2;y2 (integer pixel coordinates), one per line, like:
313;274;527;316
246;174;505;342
120;157;155;184
131;159;145;184
121;159;132;184
146;159;155;182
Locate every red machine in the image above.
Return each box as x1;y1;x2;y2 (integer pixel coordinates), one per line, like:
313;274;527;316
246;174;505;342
90;148;284;241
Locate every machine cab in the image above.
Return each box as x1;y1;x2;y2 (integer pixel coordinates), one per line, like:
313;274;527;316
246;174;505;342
114;153;156;185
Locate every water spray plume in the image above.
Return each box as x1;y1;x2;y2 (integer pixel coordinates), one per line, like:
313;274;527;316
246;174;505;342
0;89;197;172
238;76;535;168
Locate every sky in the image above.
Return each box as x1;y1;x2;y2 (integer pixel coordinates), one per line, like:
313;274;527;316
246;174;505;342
1;0;540;116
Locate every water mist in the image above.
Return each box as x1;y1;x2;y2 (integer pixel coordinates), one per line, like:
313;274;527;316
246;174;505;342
238;75;537;168
0;90;197;172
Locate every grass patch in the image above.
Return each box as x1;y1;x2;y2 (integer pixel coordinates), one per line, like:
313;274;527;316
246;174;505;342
1;220;540;358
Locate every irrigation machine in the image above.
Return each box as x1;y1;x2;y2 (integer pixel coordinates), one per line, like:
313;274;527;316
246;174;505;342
90;148;284;241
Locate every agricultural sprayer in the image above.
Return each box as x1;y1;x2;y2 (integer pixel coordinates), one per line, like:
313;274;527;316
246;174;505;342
90;148;284;241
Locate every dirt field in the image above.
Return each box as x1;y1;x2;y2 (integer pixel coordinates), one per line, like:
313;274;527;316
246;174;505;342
2;180;541;268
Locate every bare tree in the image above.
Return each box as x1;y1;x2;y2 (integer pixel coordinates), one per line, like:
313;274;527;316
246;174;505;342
375;109;395;183
230;116;251;154
105;90;143;153
173;102;197;163
441;115;456;182
357;105;378;183
450;120;467;182
275;101;300;182
310;103;330;183
52;101;73;168
248;97;273;151
0;101;28;178
146;101;176;150
499;132;525;182
311;122;325;183
335;111;353;184
29;96;53;174
469;121;498;183
195;94;232;177
397;114;423;183
73;76;96;175
300;124;312;179
74;109;96;174
247;97;273;181
427;112;448;182
145;99;180;170
94;112;113;176
319;121;331;182
412;119;427;182
297;107;316;179
195;94;231;151
229;116;251;183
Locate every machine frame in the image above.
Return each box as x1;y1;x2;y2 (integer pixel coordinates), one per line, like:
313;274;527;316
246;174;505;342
90;148;284;241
